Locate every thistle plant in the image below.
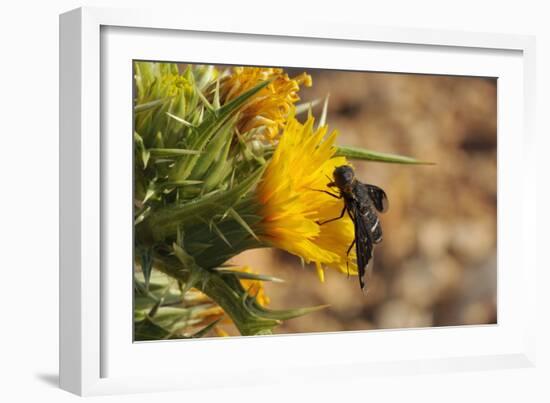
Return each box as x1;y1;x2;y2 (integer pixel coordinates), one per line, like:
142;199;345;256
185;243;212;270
133;62;429;339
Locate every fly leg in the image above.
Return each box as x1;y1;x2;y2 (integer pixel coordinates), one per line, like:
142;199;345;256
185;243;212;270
317;205;346;225
310;188;342;199
345;239;356;278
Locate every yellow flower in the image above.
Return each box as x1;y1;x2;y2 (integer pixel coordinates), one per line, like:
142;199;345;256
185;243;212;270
220;67;312;142
160;73;193;98
256;115;358;281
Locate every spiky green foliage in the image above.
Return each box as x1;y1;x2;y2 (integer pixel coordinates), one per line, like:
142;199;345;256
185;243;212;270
133;62;326;337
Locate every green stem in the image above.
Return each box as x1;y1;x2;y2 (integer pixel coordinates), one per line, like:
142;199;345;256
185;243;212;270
199;270;280;335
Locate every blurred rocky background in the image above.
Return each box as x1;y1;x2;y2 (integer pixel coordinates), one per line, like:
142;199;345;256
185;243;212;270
232;69;497;335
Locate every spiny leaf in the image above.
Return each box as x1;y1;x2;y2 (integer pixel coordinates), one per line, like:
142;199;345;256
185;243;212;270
140;249;153;291
155;180;203;190
210;221;232;248
186;241;213;255
295;98;321;115
202;157;233;193
149;148;202;157
191;115;237;180
165;112;195;127
318;94;330;129
246;300;330;321
148;297;163;318
195;83;215;112
336;145;435;165
212;268;284;283
172;243;196;270
134;206;151;225
173;244;204;294
145;166;265;239
134;97;172;113
170;80;270;181
212;78;221;109
226;208;260;241
142;185;156;204
134;132;150;168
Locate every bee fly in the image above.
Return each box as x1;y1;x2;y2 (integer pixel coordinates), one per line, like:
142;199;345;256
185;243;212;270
316;165;389;291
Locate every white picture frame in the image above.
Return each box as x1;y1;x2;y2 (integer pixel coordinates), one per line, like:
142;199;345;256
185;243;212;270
59;6;537;396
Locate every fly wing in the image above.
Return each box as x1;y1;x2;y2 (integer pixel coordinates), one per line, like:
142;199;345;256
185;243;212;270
350;202;374;291
365;184;389;213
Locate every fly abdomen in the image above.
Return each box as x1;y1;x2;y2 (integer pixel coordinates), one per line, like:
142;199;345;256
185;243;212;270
362;210;383;244
371;217;383;244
